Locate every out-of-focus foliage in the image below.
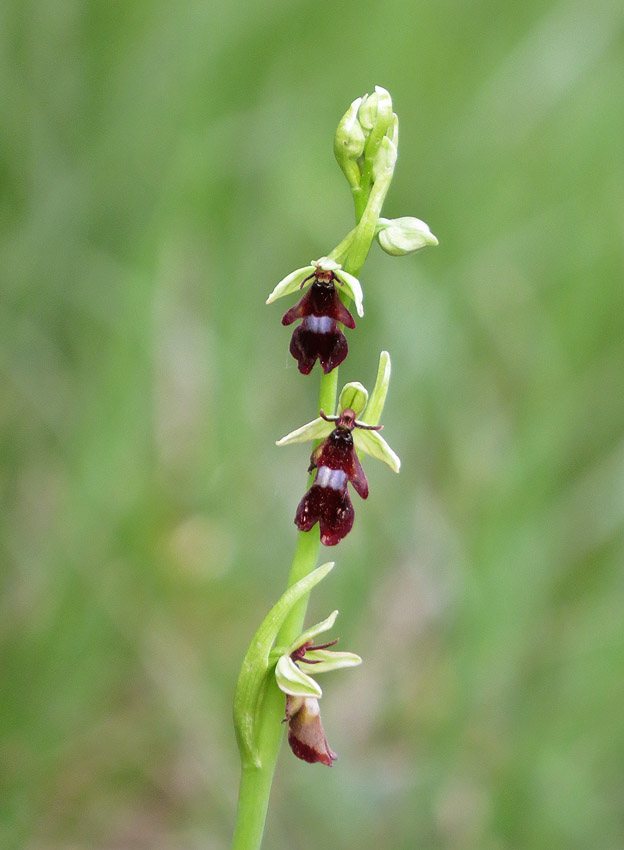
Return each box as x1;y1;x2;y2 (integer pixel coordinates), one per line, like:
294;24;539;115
1;0;623;848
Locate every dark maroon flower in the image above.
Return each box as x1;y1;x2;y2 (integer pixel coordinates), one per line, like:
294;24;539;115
275;610;362;767
281;268;356;375
295;408;381;546
285;695;337;767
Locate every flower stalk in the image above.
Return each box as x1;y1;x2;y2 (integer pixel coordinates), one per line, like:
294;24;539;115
231;86;436;850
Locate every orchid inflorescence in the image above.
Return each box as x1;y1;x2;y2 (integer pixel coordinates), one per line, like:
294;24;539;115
234;87;436;827
262;88;436;766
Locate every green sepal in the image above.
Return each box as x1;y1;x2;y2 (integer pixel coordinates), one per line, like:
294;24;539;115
266;257;364;319
275;655;323;698
266;265;315;305
301;649;363;673
339;382;369;418
288;609;338;653
354;428;401;473
233;561;335;767
276;417;333;447
334;268;364;318
361;351;391;427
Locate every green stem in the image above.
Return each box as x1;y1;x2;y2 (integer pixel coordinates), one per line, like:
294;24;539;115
328;226;357;265
230;380;333;850
231;764;276;850
346;165;394;275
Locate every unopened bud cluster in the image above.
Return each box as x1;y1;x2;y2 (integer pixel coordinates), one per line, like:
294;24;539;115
334;86;396;194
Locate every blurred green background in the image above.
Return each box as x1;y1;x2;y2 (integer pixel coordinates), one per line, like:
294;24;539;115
2;0;623;848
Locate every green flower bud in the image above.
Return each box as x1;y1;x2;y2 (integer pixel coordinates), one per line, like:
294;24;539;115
357;93;376;132
334;96;366;161
338;382;369;418
358;86;393;133
376;216;438;256
372;136;397;183
387;113;399;148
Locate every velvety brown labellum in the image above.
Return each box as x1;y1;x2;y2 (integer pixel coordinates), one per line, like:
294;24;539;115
285;696;337;767
295;414;369;546
281;277;355;375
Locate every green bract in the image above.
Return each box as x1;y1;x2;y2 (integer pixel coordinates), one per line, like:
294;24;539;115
274;610;362;700
233;561;335;766
276;351;401;473
377;216;438;256
265;256;364;318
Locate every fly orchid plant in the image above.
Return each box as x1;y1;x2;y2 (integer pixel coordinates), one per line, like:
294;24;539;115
231;87;437;850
